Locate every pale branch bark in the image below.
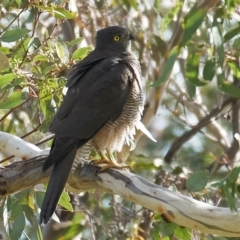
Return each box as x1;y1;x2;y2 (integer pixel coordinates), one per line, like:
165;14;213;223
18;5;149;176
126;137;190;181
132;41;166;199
0;131;49;161
0;131;240;237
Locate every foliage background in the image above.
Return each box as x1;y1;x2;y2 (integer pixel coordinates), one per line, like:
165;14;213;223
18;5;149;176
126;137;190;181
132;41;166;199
0;0;240;239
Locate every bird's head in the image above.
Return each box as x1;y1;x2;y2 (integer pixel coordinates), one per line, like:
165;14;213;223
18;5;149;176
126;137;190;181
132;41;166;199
95;26;135;53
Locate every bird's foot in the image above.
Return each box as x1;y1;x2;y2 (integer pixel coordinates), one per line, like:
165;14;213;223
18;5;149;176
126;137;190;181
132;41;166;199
91;158;130;171
91;158;110;165
99;162;130;172
91;151;130;171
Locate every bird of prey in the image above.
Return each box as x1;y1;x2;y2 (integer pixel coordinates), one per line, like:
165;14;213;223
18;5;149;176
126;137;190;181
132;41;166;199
40;26;144;224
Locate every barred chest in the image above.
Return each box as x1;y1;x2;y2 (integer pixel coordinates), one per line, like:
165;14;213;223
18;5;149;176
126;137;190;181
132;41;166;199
92;75;144;153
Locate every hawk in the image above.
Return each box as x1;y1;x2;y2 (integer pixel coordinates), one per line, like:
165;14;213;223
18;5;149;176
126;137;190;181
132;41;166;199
40;26;144;224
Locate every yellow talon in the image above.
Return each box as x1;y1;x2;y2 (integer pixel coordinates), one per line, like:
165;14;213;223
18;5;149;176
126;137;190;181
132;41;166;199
91;150;130;171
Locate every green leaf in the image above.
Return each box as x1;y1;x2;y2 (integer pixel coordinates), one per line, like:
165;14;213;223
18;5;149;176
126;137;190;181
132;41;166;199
56;40;69;64
152;47;179;87
59;191;74;212
68;37;83;46
52;7;76;19
22;204;35;227
35;191;45;209
0;52;9;70
186;81;196;99
33;54;49;62
8;195;23;221
186;53;206;87
174;226;191;240
36;224;43;240
0;91;27;109
228;167;240;184
182;7;206;46
213;21;224;66
56;224;83;240
159;219;177;236
71;212;86;224
39;119;50;133
0;28;30;42
161;0;184;31
21;190;43;239
36;5;76;19
218;79;240;98
14;37;31;57
0;47;10;55
27;37;41;53
9;213;25;240
203;59;216;81
217;68;240;97
72;46;92;60
39;98;55;124
0;73;16;88
186;170;209;192
153;213;162;222
228;61;240;78
233;37;240;49
223;182;237;211
21;189;35;210
224;25;240;42
11;77;24;87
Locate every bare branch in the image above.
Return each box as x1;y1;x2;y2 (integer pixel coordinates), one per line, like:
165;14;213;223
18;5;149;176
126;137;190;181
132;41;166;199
0;131;240;237
167;85;231;148
164;97;235;163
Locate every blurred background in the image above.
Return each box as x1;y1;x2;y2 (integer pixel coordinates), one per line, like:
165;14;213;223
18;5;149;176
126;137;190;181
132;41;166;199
0;0;240;239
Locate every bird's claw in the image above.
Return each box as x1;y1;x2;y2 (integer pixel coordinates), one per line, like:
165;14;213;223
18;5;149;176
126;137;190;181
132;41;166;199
90;159;130;172
90;158;110;165
98;162;130;172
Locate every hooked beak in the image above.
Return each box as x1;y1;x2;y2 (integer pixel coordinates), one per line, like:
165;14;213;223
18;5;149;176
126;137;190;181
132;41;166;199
129;33;135;41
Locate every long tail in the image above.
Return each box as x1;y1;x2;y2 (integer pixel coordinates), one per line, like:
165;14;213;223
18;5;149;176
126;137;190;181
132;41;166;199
39;141;78;224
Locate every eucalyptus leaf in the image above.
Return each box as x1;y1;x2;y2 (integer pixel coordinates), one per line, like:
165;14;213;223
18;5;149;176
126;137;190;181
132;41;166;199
9;213;25;240
0;91;28;109
0;73;16;88
1;28;29;42
72;46;92;60
186;170;209;192
58;191;74;212
0;52;9;70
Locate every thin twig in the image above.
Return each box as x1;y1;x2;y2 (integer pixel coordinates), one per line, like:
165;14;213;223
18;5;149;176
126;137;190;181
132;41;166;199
36;134;54;146
0;8;26;34
0;98;31;123
164;97;234;163
21;124;41;139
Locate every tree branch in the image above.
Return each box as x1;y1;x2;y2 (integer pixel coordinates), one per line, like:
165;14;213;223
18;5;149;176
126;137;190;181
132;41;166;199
0;131;240;237
164;97;235;163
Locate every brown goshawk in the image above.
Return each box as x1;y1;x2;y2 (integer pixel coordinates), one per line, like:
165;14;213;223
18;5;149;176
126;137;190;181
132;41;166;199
40;26;144;224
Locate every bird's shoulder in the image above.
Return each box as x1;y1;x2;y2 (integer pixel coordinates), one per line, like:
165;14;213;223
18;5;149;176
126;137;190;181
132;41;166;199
49;51;138;134
67;49;138;88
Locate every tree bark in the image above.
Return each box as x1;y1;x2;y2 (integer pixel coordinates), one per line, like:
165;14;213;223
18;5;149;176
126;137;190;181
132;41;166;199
0;131;240;237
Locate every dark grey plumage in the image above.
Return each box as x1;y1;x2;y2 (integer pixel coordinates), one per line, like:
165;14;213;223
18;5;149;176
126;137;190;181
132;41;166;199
40;26;144;224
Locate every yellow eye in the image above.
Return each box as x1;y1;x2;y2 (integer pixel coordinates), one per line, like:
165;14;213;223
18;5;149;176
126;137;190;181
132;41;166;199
113;35;120;41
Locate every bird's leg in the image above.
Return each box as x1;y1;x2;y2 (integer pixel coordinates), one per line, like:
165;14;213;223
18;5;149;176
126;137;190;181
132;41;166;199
91;151;110;165
92;150;129;171
99;150;129;171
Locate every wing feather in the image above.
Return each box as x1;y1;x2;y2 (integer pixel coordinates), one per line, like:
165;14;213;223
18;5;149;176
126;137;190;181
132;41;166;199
50;56;132;140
